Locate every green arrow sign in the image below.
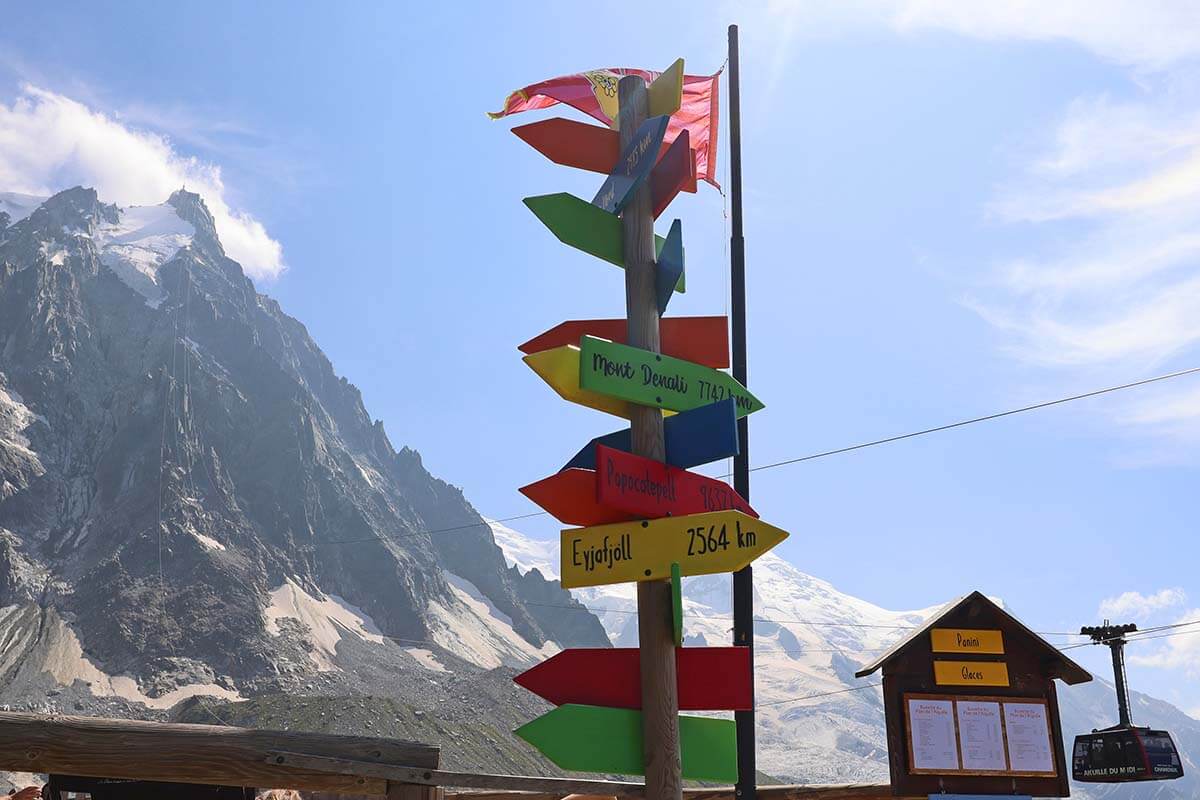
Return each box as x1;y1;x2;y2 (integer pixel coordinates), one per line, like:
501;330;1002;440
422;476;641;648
515;703;736;782
523;193;685;294
579;335;764;418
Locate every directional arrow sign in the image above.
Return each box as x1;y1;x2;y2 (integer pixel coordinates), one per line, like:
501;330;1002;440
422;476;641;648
651;128;696;219
655;219;684;314
519;316;728;369
593;115;669;214
512;117;619;174
579;335;764;418
523;194;685;294
562;398;738;471
595;444;756;520
515;703;736;782
514;647;752;710
524;344;673;420
518;468;633;527
648;58;685;118
560;510;788;589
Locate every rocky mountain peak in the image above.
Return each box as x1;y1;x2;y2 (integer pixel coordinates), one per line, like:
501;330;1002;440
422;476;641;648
167;188;221;254
0;186;607;716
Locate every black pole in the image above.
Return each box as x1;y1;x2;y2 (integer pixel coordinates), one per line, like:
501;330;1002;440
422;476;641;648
1110;640;1132;727
728;23;755;800
1082;622;1136;728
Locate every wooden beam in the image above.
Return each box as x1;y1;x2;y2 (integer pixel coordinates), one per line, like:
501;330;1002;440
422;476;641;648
442;786;913;800
267;752;646;796
0;711;437;794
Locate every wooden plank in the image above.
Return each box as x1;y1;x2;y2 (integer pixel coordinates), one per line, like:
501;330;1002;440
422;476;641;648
444;786;913;800
559;510;788;589
519;316;728;369
596;444;756;520
267;752;644;796
513;647;752;711
389;783;444;800
655;219;684;314
514;704;735;783
593;115;670;213
0;711;437;794
518;468;633;527
561;398;739;472
579;336;763;418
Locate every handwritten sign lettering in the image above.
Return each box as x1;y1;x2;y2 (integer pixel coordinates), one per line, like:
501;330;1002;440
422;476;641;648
560;510;787;589
592;115;669;213
933;661;1011;687
931;628;1005;655
579;336;763;418
596;445;755;520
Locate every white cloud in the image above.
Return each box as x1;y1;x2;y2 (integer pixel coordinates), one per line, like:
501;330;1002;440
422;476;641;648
764;1;1200;71
0;85;283;279
1129;609;1200;678
1099;588;1187;620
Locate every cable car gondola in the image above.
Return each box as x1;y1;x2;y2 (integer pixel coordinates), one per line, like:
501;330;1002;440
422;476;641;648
1073;725;1184;782
1071;622;1184;784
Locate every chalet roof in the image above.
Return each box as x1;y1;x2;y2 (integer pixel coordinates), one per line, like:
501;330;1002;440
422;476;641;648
855;590;1092;685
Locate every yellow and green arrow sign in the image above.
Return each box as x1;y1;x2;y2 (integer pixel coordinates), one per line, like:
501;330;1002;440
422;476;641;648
523;193;685;294
523;344;675;420
515;702;736;782
579;335;764;418
560;510;788;589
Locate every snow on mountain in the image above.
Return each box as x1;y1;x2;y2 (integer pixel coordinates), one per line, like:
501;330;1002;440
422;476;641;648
492;521;1200;795
94;202;195;307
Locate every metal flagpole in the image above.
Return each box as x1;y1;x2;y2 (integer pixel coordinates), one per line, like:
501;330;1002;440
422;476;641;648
727;22;756;800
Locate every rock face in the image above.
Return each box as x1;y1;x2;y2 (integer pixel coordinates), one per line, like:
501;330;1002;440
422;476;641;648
0;187;607;707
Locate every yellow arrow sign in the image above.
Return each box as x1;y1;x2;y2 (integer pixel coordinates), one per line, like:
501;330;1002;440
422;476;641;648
560;510;788;589
524;344;674;420
648;58;684;118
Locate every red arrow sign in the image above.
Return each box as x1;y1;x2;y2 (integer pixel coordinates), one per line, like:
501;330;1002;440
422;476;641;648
513;117;698;212
519;316;728;369
518;468;634;527
596;445;757;520
512;118;619;174
515;647;752;711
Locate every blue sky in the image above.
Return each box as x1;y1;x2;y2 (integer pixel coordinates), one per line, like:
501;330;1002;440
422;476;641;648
1;2;1198;716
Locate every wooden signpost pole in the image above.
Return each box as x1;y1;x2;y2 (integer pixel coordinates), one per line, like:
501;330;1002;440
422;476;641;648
618;73;683;800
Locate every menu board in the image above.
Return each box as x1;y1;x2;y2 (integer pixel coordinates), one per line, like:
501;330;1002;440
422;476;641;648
956;700;1006;771
907;698;959;771
1004;702;1055;774
905;693;1057;777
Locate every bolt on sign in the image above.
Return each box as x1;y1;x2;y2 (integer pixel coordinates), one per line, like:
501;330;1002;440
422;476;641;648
855;591;1092;797
493;58;786;782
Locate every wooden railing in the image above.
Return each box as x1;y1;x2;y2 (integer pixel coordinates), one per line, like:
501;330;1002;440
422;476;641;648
0;711;909;800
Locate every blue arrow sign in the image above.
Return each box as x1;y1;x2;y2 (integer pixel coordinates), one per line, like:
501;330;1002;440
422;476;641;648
561;398;738;472
592;115;670;214
655;218;684;314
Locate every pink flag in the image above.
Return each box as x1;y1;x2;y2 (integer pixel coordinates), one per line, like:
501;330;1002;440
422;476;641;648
490;67;722;189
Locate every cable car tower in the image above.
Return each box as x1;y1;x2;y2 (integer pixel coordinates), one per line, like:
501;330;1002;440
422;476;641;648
1071;620;1184;783
1081;621;1137;727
